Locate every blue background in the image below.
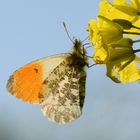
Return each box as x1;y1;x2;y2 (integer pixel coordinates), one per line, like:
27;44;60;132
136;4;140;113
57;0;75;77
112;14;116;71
0;0;140;140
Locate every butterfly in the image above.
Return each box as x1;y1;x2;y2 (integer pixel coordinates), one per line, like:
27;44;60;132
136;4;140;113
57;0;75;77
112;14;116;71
6;39;89;124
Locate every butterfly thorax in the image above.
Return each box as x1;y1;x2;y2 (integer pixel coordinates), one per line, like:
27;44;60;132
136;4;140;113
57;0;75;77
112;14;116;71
70;39;89;67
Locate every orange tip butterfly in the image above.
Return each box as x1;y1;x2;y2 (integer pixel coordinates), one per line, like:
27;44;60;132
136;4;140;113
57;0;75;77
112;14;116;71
6;23;89;124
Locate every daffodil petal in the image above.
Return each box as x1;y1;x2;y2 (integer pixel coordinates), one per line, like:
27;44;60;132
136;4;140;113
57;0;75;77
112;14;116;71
106;62;121;83
93;41;108;63
88;19;99;45
108;38;134;63
98;16;123;43
113;5;138;16
116;61;140;83
113;0;126;4
131;0;140;10
117;56;134;71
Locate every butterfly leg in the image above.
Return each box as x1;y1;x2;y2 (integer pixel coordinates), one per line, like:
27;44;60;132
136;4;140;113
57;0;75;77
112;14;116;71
87;63;97;68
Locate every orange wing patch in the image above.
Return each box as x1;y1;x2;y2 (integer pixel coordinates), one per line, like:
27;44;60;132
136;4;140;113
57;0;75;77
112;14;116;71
7;62;43;103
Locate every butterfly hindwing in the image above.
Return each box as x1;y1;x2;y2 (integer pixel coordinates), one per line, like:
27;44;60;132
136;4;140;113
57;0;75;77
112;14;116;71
39;57;86;124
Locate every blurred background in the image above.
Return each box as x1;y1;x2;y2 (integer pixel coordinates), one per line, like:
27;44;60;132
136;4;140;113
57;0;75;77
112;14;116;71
0;0;140;140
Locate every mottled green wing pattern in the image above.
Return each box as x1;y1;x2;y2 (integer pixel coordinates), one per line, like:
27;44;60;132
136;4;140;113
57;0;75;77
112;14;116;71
39;57;86;124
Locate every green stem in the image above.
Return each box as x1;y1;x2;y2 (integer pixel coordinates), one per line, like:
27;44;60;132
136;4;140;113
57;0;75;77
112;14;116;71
133;39;140;43
132;25;140;30
123;31;140;35
133;49;140;53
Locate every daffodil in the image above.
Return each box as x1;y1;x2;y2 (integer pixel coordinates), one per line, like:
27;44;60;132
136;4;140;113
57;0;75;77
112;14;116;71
88;16;123;64
98;0;134;22
113;0;140;18
87;16;140;83
98;0;140;34
112;0;140;33
105;37;140;83
116;57;140;83
98;16;123;43
106;38;136;83
88;19;108;63
87;19;98;45
88;16;123;44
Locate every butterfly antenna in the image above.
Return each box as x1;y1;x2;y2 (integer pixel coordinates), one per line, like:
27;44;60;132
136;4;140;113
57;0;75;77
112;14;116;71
63;22;73;43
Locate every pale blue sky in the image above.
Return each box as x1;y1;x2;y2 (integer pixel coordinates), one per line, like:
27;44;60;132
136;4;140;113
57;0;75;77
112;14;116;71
0;0;140;140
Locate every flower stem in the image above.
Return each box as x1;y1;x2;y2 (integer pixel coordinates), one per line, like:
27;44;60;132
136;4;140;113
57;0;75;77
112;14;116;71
123;31;140;35
132;25;140;30
133;49;140;53
133;39;140;43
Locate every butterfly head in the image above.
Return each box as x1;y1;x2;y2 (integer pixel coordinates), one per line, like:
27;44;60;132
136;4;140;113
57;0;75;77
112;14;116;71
71;39;89;67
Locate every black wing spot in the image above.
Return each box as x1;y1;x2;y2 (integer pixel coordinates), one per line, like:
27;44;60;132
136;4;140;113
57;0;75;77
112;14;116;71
34;68;38;73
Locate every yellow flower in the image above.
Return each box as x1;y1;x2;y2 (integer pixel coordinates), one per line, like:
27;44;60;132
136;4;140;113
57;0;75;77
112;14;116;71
87;0;140;83
116;58;140;83
87;19;108;63
113;0;140;17
98;0;140;34
112;0;140;32
88;19;108;63
98;0;134;21
88;16;123;63
106;38;136;83
88;16;123;44
87;19;98;45
98;16;123;43
108;38;134;64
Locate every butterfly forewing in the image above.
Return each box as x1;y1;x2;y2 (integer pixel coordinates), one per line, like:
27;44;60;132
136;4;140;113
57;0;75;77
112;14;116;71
39;56;86;124
6;53;70;103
